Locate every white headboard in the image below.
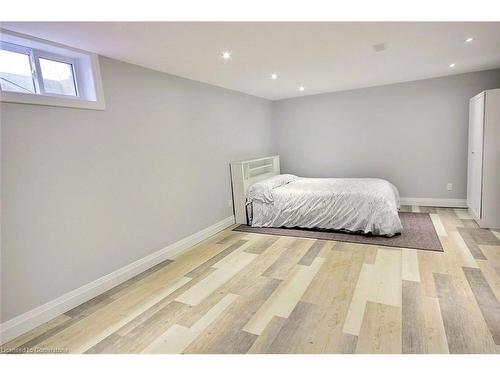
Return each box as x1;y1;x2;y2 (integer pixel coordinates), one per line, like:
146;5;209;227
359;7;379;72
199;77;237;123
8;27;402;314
230;155;280;224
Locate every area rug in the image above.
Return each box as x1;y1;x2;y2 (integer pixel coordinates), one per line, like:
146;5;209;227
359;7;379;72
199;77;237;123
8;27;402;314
233;212;443;252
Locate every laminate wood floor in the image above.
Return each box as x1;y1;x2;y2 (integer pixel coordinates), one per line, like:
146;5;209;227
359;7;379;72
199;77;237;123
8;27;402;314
3;207;500;354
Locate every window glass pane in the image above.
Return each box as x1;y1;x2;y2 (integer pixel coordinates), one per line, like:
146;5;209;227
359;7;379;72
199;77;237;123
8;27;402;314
0;49;36;93
39;58;77;96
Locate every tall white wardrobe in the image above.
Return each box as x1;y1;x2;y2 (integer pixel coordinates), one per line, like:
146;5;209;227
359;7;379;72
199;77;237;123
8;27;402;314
467;88;500;229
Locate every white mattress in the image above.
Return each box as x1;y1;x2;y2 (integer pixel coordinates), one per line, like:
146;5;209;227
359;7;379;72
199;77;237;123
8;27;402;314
247;176;402;236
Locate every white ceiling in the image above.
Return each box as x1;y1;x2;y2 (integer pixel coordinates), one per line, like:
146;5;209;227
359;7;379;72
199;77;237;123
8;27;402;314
3;22;500;100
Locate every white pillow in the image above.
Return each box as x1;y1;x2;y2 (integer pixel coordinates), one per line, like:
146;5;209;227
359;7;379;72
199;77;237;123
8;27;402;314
247;174;298;204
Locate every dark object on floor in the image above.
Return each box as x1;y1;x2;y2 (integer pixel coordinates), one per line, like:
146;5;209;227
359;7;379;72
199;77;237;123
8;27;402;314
233;212;443;252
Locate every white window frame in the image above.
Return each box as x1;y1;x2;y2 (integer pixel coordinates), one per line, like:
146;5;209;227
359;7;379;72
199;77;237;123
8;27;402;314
0;41;38;94
0;29;105;110
34;50;80;98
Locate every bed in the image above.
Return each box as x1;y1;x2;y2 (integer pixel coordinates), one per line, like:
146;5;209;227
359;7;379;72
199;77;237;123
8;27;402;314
230;156;402;237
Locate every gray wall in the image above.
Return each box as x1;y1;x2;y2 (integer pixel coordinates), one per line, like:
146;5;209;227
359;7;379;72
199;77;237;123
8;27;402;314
1;57;274;321
3;56;500;322
272;69;500;199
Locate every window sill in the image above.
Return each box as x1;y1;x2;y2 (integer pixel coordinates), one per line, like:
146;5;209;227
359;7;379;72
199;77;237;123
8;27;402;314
0;90;106;110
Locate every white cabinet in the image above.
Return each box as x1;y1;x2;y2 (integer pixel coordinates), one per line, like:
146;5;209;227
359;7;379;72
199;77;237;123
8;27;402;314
467;88;500;229
467;92;485;219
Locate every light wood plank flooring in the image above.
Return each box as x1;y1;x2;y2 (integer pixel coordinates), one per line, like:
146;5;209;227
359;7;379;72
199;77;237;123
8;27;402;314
2;206;500;354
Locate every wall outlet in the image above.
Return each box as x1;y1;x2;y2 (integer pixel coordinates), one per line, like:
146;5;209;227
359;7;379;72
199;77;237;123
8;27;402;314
227;199;233;208
446;183;453;191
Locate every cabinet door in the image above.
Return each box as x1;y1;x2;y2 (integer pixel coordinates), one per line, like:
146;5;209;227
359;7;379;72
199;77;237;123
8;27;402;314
467;93;484;219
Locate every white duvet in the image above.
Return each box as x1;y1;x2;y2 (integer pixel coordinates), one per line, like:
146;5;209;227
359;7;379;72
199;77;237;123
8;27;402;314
246;175;402;236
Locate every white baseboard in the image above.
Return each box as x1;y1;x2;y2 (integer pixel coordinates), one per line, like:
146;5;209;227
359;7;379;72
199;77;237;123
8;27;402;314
0;215;235;345
400;197;467;208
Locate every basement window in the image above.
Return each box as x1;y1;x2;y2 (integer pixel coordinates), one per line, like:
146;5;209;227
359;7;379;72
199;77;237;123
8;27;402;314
0;29;105;110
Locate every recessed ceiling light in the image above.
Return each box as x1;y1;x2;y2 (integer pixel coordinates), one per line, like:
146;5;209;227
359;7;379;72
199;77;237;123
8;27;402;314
299;86;305;92
449;63;456;68
465;37;474;43
221;51;232;60
271;73;278;80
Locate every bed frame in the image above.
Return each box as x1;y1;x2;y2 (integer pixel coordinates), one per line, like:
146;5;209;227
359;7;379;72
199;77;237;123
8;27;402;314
230;155;280;224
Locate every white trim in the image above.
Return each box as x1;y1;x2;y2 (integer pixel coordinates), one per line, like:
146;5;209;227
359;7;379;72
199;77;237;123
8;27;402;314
0;90;105;110
400;197;467;208
0;215;235;345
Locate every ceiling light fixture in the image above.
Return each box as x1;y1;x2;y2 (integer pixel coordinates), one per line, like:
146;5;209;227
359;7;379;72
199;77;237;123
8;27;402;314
271;73;278;80
221;51;232;60
465;37;474;43
449;63;456;68
299;86;305;92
